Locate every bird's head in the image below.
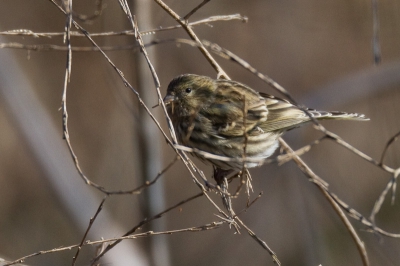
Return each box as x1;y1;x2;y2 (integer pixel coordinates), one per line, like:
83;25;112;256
163;74;215;116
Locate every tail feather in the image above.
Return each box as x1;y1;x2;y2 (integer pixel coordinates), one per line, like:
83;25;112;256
307;109;369;121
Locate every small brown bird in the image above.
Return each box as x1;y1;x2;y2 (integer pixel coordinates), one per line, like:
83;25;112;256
164;74;368;181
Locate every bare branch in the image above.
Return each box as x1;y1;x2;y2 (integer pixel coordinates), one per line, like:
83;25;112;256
153;0;229;79
279;139;370;266
379;130;400;165
72;197;107;266
184;0;211;20
0;14;247;38
5;221;223;266
92;192;204;264
235;216;281;266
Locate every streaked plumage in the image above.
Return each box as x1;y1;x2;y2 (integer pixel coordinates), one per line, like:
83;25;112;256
164;74;368;171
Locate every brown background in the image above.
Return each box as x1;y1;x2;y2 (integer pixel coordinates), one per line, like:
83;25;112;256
0;0;400;265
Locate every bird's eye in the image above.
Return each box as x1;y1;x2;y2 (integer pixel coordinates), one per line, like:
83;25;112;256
185;88;192;93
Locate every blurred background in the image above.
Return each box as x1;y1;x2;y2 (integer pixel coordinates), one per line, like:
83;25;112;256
0;0;400;265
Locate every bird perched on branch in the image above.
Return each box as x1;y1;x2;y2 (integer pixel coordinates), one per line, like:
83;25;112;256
163;74;368;184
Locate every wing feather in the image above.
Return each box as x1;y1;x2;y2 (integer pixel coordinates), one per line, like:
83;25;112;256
200;80;268;137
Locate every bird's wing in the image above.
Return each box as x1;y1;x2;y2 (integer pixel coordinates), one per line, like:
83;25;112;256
260;93;309;132
201;80;269;137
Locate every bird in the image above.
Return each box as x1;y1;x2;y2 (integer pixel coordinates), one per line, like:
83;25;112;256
163;74;368;184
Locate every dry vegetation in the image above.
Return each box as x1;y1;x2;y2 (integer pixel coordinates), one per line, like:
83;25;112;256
0;1;400;266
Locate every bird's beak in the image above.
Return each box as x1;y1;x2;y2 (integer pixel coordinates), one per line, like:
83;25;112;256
163;94;175;115
163;94;175;105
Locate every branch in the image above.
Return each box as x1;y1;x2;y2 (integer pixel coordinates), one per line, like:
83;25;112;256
153;0;229;79
0;14;247;38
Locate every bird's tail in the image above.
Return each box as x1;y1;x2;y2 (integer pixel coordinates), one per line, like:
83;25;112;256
307;110;369;121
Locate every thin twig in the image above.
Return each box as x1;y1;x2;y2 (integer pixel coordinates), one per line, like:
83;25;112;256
49;0;193;195
379;130;400;165
369;168;400;224
235;216;281;266
72;196;107;266
279;139;370;266
5;221;223;266
119;0;214;194
153;0;229;79
0;14;247;38
104;156;179;195
91;192;204;264
184;0;211;20
235;192;263;216
232;171;246;197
